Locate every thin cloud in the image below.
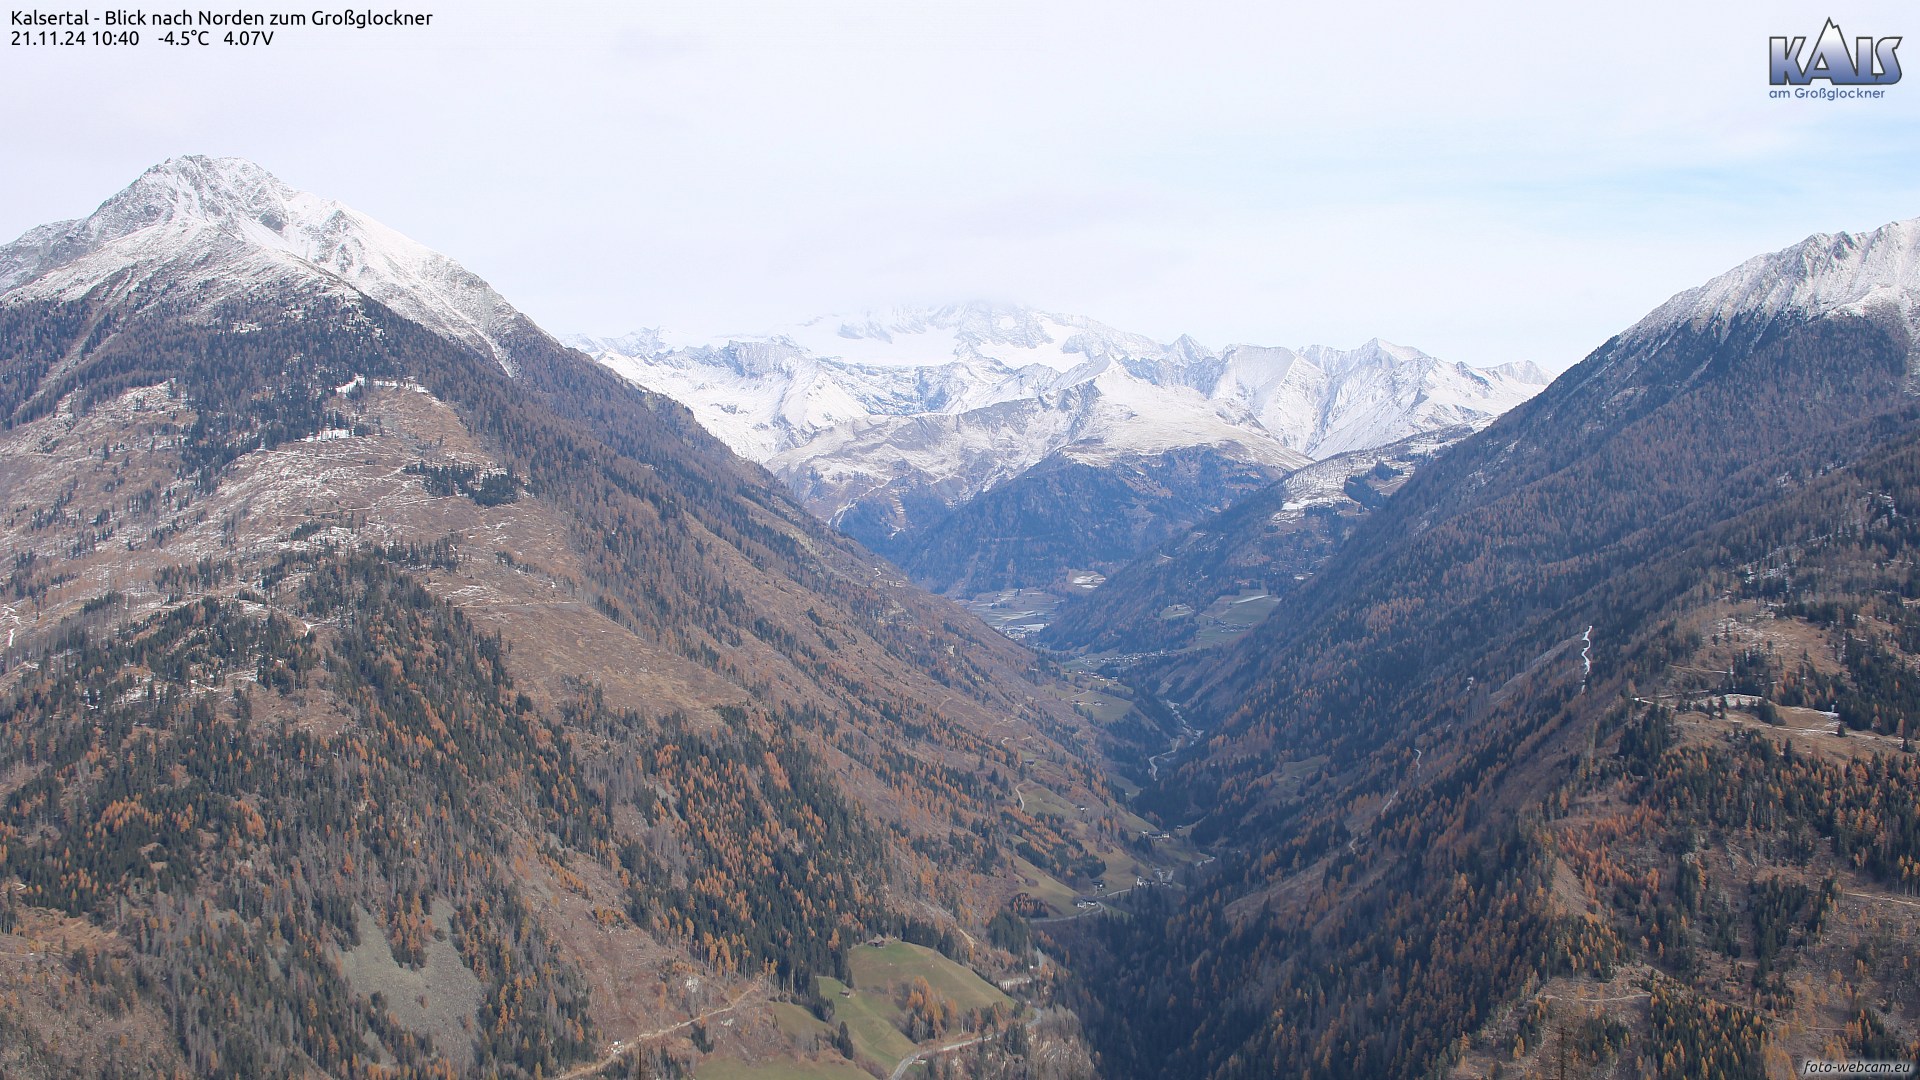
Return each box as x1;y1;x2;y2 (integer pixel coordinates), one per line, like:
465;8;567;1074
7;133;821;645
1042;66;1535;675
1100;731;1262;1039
0;0;1914;371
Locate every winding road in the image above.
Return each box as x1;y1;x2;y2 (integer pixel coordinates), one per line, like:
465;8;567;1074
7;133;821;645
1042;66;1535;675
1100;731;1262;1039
1843;890;1920;912
888;1032;990;1080
1147;701;1202;781
554;981;762;1080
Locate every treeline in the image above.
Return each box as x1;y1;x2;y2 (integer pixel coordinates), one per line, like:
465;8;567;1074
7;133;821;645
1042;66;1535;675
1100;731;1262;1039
0;293;400;487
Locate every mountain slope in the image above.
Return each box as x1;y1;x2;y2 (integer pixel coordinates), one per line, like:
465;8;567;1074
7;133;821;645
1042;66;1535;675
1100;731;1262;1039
1051;218;1920;1079
0;158;1138;1078
892;442;1290;596
1039;425;1471;656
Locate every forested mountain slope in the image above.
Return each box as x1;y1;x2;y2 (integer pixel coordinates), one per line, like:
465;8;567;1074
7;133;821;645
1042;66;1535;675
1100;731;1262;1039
1038;425;1469;655
1051;220;1920;1079
0;158;1136;1078
890;442;1290;596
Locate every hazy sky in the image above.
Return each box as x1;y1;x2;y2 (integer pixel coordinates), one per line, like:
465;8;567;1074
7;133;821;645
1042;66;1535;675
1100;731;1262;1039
4;0;1918;370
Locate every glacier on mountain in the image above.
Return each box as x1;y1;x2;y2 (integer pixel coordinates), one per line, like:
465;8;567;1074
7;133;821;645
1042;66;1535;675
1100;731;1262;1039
568;304;1550;526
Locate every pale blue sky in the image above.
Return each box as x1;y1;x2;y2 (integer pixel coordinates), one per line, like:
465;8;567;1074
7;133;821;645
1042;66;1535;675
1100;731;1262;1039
4;0;1917;370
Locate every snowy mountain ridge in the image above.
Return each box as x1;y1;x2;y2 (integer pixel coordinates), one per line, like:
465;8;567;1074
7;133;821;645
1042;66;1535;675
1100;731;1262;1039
1638;218;1920;338
0;155;540;374
568;306;1550;529
1600;217;1920;384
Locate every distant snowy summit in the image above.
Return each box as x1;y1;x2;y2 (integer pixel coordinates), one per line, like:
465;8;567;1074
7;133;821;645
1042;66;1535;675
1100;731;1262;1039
567;304;1550;528
0;155;541;374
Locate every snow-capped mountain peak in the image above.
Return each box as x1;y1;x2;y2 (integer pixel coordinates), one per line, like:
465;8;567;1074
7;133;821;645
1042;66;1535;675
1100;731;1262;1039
570;305;1549;533
0;156;539;374
40;156;298;248
1630;217;1920;352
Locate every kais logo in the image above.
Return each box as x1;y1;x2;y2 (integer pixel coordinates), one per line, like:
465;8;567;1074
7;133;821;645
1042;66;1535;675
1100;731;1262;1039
1770;18;1901;86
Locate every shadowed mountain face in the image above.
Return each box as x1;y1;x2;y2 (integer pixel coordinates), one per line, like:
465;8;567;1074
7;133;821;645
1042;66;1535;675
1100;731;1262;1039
0;158;1133;1077
1037;425;1472;656
1049;221;1920;1078
876;442;1293;597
